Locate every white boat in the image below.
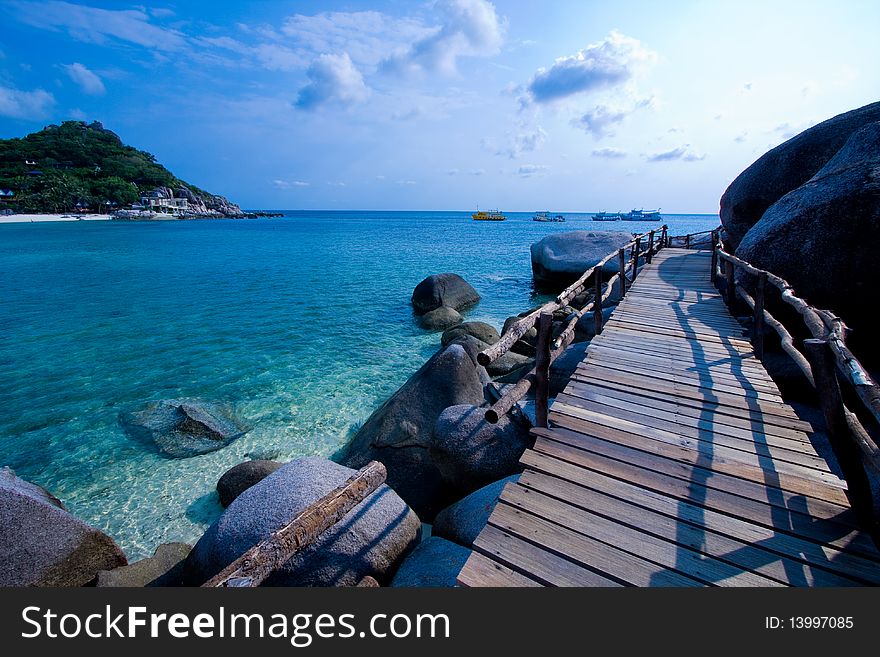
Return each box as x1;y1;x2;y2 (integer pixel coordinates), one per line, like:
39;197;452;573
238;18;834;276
533;211;565;222
621;208;661;221
592;211;620;221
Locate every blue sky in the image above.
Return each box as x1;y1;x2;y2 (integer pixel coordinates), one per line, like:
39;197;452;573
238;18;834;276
1;0;878;211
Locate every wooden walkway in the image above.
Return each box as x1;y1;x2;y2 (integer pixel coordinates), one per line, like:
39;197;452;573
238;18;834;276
458;248;880;586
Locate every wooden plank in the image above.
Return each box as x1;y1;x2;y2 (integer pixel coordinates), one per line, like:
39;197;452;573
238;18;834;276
473;523;621;587
456;551;543;588
488;502;705;587
590;332;761;362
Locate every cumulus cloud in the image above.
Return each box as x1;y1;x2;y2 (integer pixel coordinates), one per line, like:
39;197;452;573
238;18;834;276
573;97;653;138
62;62;105;95
295;52;369;110
645;146;705;162
495;125;546;159
517;164;549;177
0;84;54;119
592;147;627;158
524;31;656;104
382;0;504;75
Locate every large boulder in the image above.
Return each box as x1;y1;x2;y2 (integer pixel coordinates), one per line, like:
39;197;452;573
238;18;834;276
97;542;190;587
549;341;590;395
736;122;880;342
0;467;127;586
720;101;880;249
573;306;615;343
184;457;421;586
419;306;462;330
441;321;500;346
432;475;519;548
530;230;633;288
411;273;480;315
486;351;533;378
338;344;488;519
389;537;471;588
429;404;530;494
217;460;283;507
119;399;250;458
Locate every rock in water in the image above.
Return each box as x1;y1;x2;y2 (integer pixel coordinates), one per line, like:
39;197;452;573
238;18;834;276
430;404;530;494
217;460;283;507
390;537;471;587
97;542;191;587
736;121;880;343
338;344;488;519
183;457;421;587
549;341;590;395
0;467;127;586
119;399;250;458
432;475;519;548
441;322;501;346
411;273;480;315
720;101;880;249
420;305;463;330
530;230;633;288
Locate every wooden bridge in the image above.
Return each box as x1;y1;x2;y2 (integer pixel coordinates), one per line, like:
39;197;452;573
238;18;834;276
457;245;880;586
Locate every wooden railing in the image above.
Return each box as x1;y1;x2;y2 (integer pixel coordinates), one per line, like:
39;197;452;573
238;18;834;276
709;229;880;522
482;225;668;426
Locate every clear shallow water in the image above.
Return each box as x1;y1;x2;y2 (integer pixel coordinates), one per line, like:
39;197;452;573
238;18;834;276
0;211;718;558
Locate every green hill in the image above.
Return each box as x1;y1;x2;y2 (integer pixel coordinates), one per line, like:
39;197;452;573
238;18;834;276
0;121;238;214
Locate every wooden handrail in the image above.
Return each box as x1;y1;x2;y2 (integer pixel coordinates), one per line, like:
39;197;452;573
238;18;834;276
203;461;387;587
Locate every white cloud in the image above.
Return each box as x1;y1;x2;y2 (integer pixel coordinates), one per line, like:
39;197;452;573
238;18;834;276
382;0;504;75
524;31;656;104
592;147;627;158
498;125;546;159
295;52;370;110
645;146;705;162
396;179;417;186
0;84;54;119
469;168;485;175
273;179;310;189
517;164;549;177
253;43;304;72
573;97;653;138
62;62;106;95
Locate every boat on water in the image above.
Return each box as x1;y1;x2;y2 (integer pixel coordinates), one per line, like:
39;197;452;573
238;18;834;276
592;211;621;221
533;211;565;222
621;208;661;221
472;209;506;221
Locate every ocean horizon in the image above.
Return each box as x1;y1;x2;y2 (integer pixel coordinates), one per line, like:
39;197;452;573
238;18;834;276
0;210;720;557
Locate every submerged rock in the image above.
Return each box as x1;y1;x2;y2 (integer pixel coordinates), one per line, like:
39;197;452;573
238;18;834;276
390;537;471;588
720;100;880;249
420;305;463;330
441;322;501;347
530;230;633;288
411;273;480;315
430;404;530;494
0;467;127;586
217;460;283;507
338;344;488;519
119;399;250;458
432;475;519;548
97;542;190;587
184;457;421;587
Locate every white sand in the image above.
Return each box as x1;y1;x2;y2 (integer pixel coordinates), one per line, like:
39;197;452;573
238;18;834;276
0;213;112;224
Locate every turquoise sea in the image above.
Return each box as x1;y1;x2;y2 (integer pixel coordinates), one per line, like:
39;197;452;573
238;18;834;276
0;211;719;558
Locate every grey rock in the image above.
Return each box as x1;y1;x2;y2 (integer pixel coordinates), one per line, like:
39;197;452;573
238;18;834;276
441;321;501;347
0;468;127;586
503;316;537;356
119;399;250;458
411;273;480;315
574;306;616;342
184;457;421;586
530;230;633;288
446;335;491;366
432;475;519;548
389;537;471;588
338;344;488;519
217;460;283;507
549;341;590;395
736;121;880;341
97;542;191;587
720;101;880;249
487;350;534;378
493;362;534;384
430;404;530;494
420;306;463;330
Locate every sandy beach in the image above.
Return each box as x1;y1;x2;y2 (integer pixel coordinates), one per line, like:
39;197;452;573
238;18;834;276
0;213;112;224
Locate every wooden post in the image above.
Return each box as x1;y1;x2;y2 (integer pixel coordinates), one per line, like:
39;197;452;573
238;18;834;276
710;231;718;285
618;248;627;298
632;238;641;280
661;225;668;248
725;259;736;311
753;272;767;360
593;270;603;335
204;461;387;587
685;233;691;249
803;339;874;523
646;231;655;264
534;312;552;429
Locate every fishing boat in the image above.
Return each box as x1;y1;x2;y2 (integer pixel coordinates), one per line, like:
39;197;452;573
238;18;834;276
472;208;506;221
621;208;661;221
592;211;621;221
533;211;565;222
